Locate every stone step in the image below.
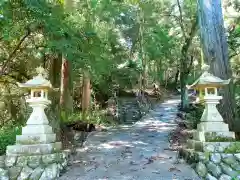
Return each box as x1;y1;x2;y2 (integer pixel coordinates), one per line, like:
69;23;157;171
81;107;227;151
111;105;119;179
22;125;53;135
16;134;56;144
193;131;235;142
197;122;229;132
6;142;62;155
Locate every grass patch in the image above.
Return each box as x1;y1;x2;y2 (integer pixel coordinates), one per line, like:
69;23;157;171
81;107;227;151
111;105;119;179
0;126;21;155
224;142;240;153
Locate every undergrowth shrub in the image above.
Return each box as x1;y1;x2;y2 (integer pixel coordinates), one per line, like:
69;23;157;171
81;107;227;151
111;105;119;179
185;104;204;129
62;110;117;126
0;126;21;155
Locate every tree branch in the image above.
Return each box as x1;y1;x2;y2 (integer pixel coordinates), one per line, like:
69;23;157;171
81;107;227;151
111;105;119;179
0;28;31;75
176;0;186;40
180;16;198;76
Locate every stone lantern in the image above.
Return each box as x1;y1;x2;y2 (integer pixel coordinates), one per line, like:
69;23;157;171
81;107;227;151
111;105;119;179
180;65;240;180
186;65;235;150
3;67;67;180
16;67;55;143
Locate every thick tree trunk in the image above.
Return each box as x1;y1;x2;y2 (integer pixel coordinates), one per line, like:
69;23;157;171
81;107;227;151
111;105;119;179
60;58;69;108
81;71;91;113
50;54;62;89
142;62;148;90
157;59;164;85
198;0;236;130
180;55;189;110
60;57;73;120
49;54;61;139
180;71;189;110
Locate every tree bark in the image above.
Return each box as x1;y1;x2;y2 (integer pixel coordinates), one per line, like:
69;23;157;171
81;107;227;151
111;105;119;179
180;72;189;109
198;0;236;130
174;69;180;86
50;54;62;89
60;58;68;108
60;57;73;120
48;54;61;139
81;71;91;113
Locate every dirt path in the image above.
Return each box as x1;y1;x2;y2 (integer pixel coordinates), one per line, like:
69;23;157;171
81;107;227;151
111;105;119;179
59;96;200;180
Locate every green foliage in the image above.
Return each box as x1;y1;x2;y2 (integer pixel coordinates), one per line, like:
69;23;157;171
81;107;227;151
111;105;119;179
63;111;117;126
185;105;204;129
207;136;235;142
0;126;21;155
0;0;239;150
232;176;240;180
224;142;240;153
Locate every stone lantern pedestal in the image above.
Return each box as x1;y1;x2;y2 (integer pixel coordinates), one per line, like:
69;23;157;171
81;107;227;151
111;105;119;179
1;67;68;180
15;98;56;145
187;95;236;152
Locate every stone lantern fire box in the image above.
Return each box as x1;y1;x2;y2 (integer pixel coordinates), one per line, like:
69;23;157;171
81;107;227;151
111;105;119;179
1;67;67;180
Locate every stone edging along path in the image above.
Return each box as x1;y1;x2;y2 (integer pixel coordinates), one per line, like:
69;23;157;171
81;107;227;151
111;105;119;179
59;96;200;180
181;143;240;179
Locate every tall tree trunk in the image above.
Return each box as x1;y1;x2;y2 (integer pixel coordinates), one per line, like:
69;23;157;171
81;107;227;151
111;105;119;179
50;54;62;89
60;58;68;109
137;7;146;93
198;0;236;130
60;57;73;120
142;61;148;89
157;59;164;85
180;71;189;109
174;69;180;87
81;71;91;115
49;54;62;139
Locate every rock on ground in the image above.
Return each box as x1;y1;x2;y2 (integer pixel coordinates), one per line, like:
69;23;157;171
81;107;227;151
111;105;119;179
59;96;200;180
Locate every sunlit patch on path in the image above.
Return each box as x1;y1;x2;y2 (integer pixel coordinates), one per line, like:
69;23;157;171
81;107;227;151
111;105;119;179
59;96;200;180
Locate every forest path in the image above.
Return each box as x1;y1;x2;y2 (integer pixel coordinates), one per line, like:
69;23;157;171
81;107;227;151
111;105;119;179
59;96;200;180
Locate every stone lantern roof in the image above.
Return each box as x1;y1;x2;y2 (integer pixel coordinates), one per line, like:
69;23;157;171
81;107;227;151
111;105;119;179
17;67;52;89
187;65;231;89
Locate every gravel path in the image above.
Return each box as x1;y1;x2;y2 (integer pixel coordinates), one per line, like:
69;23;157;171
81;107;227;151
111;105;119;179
59;96;200;180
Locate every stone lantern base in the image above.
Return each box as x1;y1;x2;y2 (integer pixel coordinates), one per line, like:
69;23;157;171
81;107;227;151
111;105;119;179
0;119;68;179
180;95;240;179
0;126;68;180
3;151;67;180
0;67;69;179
